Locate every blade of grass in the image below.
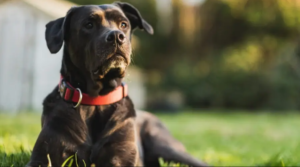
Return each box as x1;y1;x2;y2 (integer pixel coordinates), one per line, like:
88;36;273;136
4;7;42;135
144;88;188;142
82;160;86;167
47;154;52;167
61;155;74;167
68;159;74;167
75;152;78;167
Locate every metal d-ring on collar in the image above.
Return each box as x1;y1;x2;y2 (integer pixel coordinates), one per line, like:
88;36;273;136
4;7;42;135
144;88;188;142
73;88;83;108
121;82;125;98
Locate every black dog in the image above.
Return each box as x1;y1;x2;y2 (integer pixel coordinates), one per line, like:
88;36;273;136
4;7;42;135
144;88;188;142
27;2;209;167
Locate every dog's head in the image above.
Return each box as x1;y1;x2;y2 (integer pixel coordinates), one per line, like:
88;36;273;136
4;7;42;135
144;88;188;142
45;2;153;96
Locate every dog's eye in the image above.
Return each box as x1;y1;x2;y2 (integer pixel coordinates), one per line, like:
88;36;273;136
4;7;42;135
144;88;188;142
85;22;93;29
120;22;127;29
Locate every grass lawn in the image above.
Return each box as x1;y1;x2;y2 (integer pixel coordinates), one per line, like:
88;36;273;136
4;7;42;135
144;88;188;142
0;111;300;166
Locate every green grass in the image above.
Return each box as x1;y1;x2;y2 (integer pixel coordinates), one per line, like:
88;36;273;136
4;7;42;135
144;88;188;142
0;111;300;166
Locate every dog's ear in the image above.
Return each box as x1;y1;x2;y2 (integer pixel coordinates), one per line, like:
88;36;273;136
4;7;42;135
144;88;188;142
115;2;154;35
45;7;77;54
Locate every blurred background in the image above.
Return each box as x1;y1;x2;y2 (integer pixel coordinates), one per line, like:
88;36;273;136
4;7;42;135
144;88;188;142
0;0;300;166
1;0;300;112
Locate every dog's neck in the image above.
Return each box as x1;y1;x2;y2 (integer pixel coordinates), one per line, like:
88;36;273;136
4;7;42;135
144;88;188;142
60;48;123;97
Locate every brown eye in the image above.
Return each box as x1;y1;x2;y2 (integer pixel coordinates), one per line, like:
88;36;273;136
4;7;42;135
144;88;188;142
120;22;127;29
85;22;93;29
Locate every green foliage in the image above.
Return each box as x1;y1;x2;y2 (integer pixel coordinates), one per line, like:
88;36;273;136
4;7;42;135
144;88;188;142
258;153;298;167
0;151;30;167
159;158;188;167
145;0;300;110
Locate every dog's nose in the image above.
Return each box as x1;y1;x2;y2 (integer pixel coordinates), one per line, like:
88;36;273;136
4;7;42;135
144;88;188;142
106;31;126;45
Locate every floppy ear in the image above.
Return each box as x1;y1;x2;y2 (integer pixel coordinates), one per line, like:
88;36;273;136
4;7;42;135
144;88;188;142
45;7;76;54
114;2;154;35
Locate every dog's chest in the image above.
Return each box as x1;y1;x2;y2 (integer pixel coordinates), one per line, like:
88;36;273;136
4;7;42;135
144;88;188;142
80;105;115;143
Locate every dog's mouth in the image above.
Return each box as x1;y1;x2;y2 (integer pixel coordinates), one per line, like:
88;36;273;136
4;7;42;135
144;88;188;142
93;54;128;79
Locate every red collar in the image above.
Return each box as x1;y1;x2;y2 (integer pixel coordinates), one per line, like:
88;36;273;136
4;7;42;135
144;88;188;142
58;75;128;107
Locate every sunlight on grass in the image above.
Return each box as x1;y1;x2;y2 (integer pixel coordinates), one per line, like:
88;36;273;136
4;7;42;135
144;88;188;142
0;135;32;154
159;157;188;167
0;111;300;166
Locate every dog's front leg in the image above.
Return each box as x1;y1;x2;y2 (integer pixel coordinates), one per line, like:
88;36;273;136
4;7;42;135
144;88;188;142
26;126;69;167
27;111;90;167
90;119;139;166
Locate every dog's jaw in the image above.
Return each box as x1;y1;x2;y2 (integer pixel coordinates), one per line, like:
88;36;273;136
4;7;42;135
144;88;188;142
83;56;128;96
96;55;128;79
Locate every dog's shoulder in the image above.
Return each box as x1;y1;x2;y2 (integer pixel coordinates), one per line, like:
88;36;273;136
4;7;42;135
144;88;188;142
42;86;72;116
41;86;88;143
42;86;61;110
41;87;79;123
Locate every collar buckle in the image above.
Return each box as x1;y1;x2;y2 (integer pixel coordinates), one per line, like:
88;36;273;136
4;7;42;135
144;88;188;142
59;79;75;101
